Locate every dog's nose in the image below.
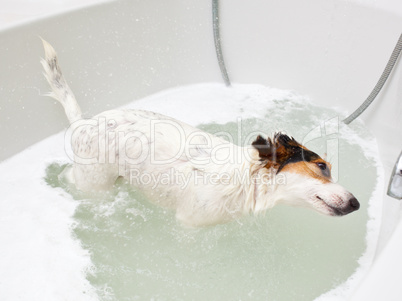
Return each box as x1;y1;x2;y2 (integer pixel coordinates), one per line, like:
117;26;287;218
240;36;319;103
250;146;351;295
348;197;360;212
339;197;360;215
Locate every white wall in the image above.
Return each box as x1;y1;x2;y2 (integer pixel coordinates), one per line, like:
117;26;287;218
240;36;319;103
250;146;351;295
0;0;111;28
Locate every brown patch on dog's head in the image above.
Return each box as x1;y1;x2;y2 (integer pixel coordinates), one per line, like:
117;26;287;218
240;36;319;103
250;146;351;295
279;159;333;183
252;133;332;182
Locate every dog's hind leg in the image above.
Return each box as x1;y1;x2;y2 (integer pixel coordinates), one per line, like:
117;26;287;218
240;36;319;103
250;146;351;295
40;39;82;124
73;163;119;192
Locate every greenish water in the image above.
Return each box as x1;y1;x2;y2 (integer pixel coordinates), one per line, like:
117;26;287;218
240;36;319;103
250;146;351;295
45;88;378;301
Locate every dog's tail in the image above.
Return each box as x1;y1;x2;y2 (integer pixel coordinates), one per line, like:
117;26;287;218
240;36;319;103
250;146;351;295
41;39;82;124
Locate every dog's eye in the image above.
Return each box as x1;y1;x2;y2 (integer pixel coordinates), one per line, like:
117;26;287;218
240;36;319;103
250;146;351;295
316;162;331;177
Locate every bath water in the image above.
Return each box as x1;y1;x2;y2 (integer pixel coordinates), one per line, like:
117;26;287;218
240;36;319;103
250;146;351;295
0;84;381;301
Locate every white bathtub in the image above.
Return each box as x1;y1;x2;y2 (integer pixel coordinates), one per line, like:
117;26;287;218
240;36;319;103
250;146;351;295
0;0;401;299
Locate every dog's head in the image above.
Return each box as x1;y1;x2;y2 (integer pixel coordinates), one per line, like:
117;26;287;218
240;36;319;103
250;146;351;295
252;133;359;216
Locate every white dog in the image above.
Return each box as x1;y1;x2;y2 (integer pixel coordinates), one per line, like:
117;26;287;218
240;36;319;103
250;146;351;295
41;40;359;227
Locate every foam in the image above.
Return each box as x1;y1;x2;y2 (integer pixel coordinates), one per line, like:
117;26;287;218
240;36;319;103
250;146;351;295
0;134;97;300
0;83;383;300
124;83;304;125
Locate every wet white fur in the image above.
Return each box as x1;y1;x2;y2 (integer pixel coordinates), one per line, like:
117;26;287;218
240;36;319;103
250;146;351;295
41;40;354;227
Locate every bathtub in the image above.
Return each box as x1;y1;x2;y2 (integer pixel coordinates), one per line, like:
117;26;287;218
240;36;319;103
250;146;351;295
0;0;401;299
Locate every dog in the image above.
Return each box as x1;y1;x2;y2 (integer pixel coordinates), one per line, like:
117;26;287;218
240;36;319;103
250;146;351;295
41;39;359;227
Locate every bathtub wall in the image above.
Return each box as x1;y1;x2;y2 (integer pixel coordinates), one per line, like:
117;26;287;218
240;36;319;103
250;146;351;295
1;1;402;299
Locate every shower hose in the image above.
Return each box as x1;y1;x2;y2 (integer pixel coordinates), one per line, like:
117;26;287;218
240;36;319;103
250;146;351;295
343;33;402;124
211;0;402;124
212;0;230;86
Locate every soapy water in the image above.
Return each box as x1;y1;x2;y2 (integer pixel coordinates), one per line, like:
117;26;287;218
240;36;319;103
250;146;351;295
0;84;382;300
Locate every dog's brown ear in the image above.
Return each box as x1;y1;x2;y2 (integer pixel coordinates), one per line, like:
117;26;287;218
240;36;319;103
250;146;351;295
252;133;303;165
252;135;276;161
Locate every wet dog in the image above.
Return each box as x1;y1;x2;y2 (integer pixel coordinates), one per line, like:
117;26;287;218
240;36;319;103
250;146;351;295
41;40;359;227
